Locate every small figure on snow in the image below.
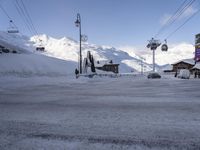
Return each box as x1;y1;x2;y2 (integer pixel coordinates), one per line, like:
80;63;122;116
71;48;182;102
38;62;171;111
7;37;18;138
75;68;79;79
194;71;197;78
175;72;177;77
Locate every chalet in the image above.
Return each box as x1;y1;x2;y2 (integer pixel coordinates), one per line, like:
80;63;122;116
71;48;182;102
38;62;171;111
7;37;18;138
96;64;119;73
191;63;200;75
95;60;119;73
171;59;195;73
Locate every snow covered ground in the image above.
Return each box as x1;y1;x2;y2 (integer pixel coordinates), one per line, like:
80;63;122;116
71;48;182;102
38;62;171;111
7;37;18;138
0;31;199;150
0;76;200;150
0;53;77;77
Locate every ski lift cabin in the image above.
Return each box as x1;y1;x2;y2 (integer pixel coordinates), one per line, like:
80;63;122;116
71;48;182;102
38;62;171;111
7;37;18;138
7;20;19;34
36;47;45;51
161;40;168;51
36;39;45;52
161;44;168;51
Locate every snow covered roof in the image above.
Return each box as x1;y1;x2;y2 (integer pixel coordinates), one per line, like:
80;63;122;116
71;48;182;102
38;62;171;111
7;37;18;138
192;63;200;70
95;60;111;67
172;58;195;65
162;64;173;71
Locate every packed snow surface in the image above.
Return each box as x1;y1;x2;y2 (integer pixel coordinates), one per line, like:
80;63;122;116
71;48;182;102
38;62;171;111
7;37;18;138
0;76;200;150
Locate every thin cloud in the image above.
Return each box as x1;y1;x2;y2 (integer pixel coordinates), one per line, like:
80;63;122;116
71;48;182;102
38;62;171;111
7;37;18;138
160;14;172;26
180;6;198;19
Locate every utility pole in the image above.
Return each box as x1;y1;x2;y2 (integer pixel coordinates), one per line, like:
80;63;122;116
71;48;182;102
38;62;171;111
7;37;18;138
139;56;146;75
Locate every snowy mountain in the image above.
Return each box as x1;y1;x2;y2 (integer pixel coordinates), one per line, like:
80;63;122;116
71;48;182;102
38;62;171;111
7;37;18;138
1;30;195;77
30;34;153;73
0;31;76;76
0;31;154;76
4;30;196;77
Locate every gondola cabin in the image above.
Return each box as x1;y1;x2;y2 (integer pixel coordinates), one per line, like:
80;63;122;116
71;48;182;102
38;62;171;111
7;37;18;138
36;47;45;52
7;20;19;34
161;44;168;51
7;29;19;34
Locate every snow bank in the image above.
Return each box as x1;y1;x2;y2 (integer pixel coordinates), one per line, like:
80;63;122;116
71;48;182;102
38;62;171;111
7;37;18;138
0;31;35;53
0;53;76;77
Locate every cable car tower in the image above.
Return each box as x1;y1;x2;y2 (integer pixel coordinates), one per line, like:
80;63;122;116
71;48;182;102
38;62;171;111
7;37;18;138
146;38;161;72
147;38;168;72
7;20;19;34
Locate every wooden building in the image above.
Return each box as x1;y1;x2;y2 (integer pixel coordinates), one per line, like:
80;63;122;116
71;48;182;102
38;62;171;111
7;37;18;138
172;59;195;73
191;63;200;76
96;64;119;73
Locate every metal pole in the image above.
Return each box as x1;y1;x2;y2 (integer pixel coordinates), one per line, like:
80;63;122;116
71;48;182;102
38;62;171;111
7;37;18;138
76;13;82;74
79;17;82;74
152;49;155;72
141;59;143;75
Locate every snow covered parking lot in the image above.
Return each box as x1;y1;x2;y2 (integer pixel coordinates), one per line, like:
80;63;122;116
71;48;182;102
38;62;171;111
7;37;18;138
0;76;200;150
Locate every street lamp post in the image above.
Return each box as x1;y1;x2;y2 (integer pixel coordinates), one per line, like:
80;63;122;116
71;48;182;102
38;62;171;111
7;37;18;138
75;13;82;74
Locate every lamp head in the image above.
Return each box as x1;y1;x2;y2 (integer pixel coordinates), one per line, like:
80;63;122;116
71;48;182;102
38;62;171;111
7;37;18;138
75;19;80;27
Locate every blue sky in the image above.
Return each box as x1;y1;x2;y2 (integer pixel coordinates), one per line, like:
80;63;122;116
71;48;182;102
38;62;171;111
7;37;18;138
0;0;199;48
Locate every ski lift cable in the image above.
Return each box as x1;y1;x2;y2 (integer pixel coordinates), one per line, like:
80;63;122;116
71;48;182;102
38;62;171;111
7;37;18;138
19;0;38;35
155;0;196;38
163;0;197;28
165;8;200;40
154;0;196;38
14;1;34;35
14;0;36;35
14;0;38;36
0;4;18;28
154;0;189;38
15;0;36;34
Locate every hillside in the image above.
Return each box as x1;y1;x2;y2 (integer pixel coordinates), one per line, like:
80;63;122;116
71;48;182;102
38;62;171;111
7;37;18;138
0;31;76;76
30;34;153;73
1;31;195;76
0;31;154;76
